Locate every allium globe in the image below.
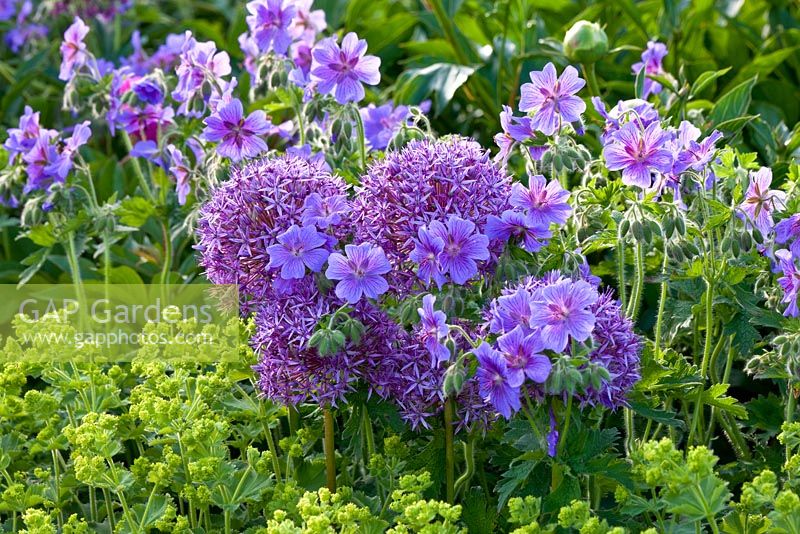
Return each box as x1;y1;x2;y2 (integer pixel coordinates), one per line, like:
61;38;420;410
195;154;349;310
251;277;404;407
352;136;512;293
492;272;641;410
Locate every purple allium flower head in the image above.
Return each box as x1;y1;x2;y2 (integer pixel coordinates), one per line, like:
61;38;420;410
510;175;572;227
582;289;641;408
59;16;91;81
302;193;348;229
739;167;786;235
777;249;800;317
519;62;586;136
475;342;521;419
417;294;450;364
325;243;391;303
489;288;534;334
632;41;668;98
529;279;598;352
497;326;551;385
133;79;164;105
486;210;551;252
245;0;296;55
202;98;271;162
360;102;410;150
310;32;381;104
289;0;326;45
491;274;640;408
776;214;800;259
603;121;673;189
426;216;490;285
196;154;349;309
252;277;405;407
267;224;330;279
409;225;446;287
353;137;511;292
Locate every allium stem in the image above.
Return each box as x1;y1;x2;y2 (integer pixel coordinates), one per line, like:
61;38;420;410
444;397;456;503
362;407;375;462
624;407;635;457
323;408;337;492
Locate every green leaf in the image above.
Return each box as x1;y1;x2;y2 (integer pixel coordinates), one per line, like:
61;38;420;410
701;383;747;419
394;63;476;113
690;67;732;98
25;224;57;248
118;197;156;227
708;77;757;127
723;47;800;93
18;248;51;287
665;475;730;522
496;456;538;510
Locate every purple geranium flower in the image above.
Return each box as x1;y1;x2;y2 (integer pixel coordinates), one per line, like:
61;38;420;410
497;325;551;385
530;279;599;352
547;408;559;457
302;193;349;229
166;144;192;205
245;0;296;55
202;98;270;162
603;121;673;189
776;214;800;259
428;216;490;285
267;225;330;279
409;225;446;287
133;79;164;105
325;243;391;303
360;102;409;150
4;106;51;164
417;294;450;364
489;288;534;334
740;167;786;235
486;210;551;252
519;62;586;136
632;41;668;98
510;175;572;227
310;32;381;105
494;105;536;161
173;34;232;116
474;342;521;419
289;0;326;45
59;17;91;81
777;249;800;317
